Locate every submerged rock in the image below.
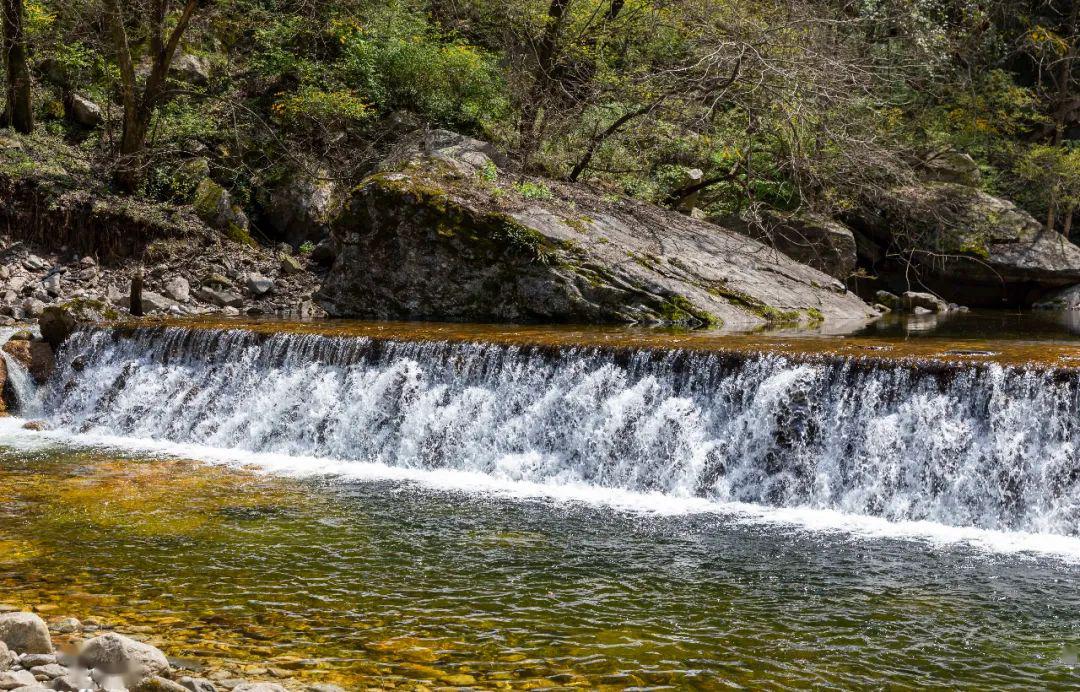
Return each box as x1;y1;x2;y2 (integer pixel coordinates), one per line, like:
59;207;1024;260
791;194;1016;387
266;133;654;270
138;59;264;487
318;129;874;327
0;613;52;655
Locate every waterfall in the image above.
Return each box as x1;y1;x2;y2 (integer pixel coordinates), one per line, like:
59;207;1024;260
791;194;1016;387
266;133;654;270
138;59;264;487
0;328;41;418
41;326;1080;536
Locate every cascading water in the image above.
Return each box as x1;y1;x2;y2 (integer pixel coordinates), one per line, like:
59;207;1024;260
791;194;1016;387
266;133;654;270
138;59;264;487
41;326;1080;536
0;328;41;418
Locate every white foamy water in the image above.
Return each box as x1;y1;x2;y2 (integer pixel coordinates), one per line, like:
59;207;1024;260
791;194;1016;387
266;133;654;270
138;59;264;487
21;326;1080;557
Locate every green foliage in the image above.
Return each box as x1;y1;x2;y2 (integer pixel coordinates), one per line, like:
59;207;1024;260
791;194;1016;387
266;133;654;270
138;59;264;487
513;181;553;200
299;241;316;255
272;88;374;130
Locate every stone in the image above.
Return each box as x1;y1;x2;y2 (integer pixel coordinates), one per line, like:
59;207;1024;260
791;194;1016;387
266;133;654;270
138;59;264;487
8;686;50;692
16;655;53;668
851;181;1080;307
37;307;77;349
194;287;243;308
19;299;43;318
193;180;250;238
726;211;858;280
2;340;54;385
0;643;11;671
27;664;64;679
41;274;61;297
174;159;211;200
164;277;191;303
279;254;302;276
306;685;345;692
178;676;217;692
308;240;335;267
244;274;273;296
901;291;949;314
0;670;36;690
131;676;192;692
48;672;94;692
1033;283;1080;310
874;290;901;310
170;54;210;86
918;148;981;186
912;306;933;315
0;614;52;655
78;633;169;679
141;291;178;313
68;94;103;128
264;171;340;245
318;130;874;327
231;684;287;692
380;128;508;178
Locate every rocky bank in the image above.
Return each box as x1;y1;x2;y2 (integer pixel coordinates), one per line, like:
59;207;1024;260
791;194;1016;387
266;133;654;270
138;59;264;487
0;609;343;692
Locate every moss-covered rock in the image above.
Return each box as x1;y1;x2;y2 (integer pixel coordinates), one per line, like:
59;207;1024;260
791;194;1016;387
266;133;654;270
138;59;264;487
850;181;1080;306
317;129;874;327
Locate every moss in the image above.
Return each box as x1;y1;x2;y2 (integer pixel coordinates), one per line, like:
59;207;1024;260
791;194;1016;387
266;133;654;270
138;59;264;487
563;215;592;235
225;222;257;247
707;284;801;323
658;294;722;328
61;297;118;321
804;308;825;325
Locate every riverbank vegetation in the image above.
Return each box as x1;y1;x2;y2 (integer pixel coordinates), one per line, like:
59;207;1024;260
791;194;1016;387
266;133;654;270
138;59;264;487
0;0;1077;247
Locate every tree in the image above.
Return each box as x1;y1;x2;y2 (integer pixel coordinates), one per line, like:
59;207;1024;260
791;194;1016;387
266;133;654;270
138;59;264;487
2;0;33;134
104;0;207;192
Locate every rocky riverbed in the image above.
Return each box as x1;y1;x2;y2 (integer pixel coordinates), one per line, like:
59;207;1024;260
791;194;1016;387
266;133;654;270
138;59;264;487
0;610;344;692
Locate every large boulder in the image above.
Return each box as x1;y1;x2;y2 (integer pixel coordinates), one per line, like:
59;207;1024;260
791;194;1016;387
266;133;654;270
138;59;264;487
724;211;857;280
0;613;52;654
850;182;1080;307
78;633;169;680
263;170;341;246
3;339;55;385
317;130;875;327
194;179;251;241
38;306;76;349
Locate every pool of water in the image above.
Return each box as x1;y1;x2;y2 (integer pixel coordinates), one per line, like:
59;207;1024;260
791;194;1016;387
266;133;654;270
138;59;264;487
2;436;1079;689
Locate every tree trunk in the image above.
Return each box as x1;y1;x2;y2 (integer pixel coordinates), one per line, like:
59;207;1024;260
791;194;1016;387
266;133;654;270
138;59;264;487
106;0;202;192
129;269;144;317
517;0;572;170
2;0;33;134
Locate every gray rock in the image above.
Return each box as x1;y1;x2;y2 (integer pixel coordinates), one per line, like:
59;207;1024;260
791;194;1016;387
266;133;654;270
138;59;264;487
264;170;340;245
901;291;949;313
78;633;169;679
8;685;50;692
69;94;103;128
308;240;335;267
244;274;273;296
306;685;346;692
0;643;11;671
27;664;64;679
279;253;303;276
170;54;210;86
41;274;61;297
37;307;77;349
319;131;873;327
194;287;243;308
918;148;981;186
0;614;52;655
141;291;178;313
852;182;1080;306
178;676;217;692
131;675;191;692
231;684;287;692
381;128;507;178
194;180;250;236
727;211;858;280
164;277;190;303
48;672;94;692
46;619;78;636
16;655;54;668
19;299;44;318
22;256;46;272
0;670;36;690
1034;283;1080;310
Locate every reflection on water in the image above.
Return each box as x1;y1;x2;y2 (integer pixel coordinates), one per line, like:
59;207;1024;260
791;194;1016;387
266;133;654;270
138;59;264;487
1;445;1079;689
